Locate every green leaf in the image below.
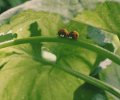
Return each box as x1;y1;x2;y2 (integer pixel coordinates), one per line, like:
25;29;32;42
100;46;120;100
74;1;120;38
0;10;97;100
87;26;105;46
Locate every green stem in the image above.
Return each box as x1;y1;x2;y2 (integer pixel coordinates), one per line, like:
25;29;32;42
1;36;120;65
60;65;120;98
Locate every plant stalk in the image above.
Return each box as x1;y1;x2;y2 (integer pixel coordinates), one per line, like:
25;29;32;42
0;36;120;65
60;66;120;98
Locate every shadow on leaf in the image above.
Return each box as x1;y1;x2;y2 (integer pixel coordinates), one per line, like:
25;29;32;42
74;83;108;100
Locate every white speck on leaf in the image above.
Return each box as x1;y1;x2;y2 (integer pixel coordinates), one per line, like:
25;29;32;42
99;59;112;69
41;47;57;63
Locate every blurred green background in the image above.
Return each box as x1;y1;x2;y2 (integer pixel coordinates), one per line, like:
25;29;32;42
0;0;28;14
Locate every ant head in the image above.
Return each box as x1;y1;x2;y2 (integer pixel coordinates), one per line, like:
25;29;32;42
58;29;69;38
69;31;79;40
